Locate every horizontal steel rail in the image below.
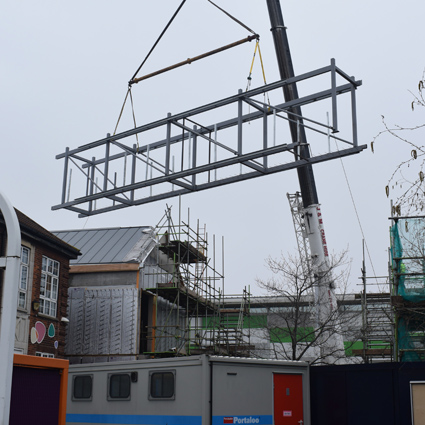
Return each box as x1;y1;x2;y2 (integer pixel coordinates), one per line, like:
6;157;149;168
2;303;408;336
53;60;366;216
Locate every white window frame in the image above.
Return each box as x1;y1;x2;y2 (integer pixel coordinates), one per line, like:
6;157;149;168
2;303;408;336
35;352;54;358
39;256;60;317
17;246;30;309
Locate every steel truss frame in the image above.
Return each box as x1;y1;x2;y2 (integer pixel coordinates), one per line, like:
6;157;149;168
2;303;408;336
53;60;366;217
287;192;313;286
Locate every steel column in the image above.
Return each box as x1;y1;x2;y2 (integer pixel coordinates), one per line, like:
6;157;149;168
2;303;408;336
0;192;21;425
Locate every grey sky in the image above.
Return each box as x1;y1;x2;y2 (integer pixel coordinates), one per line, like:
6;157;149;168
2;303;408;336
2;0;424;294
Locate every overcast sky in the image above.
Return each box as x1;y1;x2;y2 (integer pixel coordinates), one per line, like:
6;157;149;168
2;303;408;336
2;0;425;295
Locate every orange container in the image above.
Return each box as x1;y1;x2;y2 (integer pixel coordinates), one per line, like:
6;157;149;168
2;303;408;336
11;354;69;425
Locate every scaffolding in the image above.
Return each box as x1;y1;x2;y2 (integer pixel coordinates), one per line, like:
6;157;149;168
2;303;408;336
355;292;394;362
390;216;425;361
143;207;251;357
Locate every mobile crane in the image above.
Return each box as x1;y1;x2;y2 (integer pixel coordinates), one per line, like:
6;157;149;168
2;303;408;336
267;0;345;363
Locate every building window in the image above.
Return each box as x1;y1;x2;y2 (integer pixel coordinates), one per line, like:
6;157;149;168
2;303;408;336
73;375;93;400
18;246;30;309
35;352;54;358
108;374;131;400
39;256;59;317
149;371;175;399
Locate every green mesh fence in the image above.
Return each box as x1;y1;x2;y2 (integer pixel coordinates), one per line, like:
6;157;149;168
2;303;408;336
397;318;421;361
391;219;425;301
391;218;425;361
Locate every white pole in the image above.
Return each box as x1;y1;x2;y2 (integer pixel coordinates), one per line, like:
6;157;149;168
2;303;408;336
0;192;21;425
214;124;217;181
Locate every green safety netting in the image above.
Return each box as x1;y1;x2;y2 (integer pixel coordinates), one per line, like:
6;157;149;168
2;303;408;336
397;317;421;361
391;218;425;301
391;218;425;361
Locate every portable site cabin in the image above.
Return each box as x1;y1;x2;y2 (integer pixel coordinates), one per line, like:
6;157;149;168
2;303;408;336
66;355;310;425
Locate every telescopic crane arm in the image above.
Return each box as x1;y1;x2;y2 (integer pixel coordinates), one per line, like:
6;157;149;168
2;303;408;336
266;0;345;363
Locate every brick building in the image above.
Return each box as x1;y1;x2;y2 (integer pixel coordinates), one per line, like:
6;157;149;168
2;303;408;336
0;209;80;358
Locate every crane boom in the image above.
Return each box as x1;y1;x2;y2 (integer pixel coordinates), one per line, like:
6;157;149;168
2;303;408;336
267;0;345;363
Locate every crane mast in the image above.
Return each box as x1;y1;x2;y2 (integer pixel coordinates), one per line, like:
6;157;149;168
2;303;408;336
266;0;345;363
287;192;313;289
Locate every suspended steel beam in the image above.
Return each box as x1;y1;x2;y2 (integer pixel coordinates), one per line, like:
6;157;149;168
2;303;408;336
53;61;365;217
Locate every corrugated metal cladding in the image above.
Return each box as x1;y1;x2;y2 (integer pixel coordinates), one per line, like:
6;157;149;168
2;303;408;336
66;287;138;360
52;226;153;265
155;297;186;353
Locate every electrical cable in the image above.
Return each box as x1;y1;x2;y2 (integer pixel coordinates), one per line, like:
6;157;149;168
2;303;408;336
335;141;380;286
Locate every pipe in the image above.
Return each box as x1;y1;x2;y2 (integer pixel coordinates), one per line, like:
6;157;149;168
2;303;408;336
0;192;21;425
129;35;259;85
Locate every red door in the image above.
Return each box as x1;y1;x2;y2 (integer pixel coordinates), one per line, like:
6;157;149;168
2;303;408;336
273;373;304;425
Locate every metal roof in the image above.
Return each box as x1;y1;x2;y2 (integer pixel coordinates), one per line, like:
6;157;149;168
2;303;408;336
0;209;80;259
52;226;154;265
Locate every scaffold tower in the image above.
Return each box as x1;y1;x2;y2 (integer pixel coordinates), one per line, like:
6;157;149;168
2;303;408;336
390;215;425;361
143;207;251;357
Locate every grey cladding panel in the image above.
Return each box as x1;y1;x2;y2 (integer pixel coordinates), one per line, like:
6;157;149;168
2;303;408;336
69;271;137;287
122;232;156;263
122;289;137;353
83;296;98;355
66;288;85;355
66;287;138;357
155;297;187;352
97;291;112;355
110;289;124;354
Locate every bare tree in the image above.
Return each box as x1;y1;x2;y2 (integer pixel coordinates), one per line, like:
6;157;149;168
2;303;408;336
253;251;362;365
372;71;425;215
370;72;425;360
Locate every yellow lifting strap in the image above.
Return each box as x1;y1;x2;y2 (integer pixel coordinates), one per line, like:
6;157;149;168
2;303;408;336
246;41;259;90
257;42;268;86
246;40;270;105
113;87;139;152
